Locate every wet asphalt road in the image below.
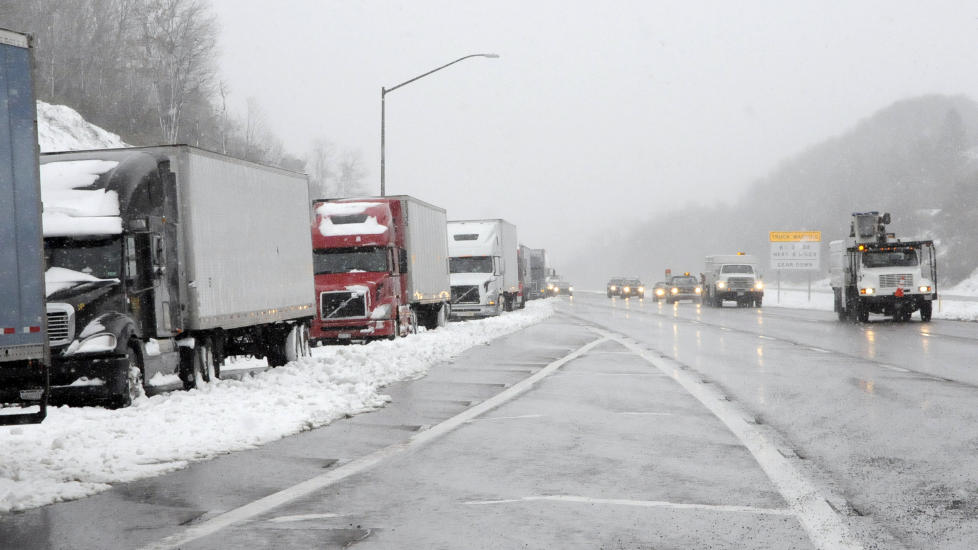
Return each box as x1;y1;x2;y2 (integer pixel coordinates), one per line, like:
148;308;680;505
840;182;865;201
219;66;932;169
3;294;978;548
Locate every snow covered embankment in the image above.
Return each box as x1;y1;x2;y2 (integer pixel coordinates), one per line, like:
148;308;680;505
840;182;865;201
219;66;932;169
36;101;127;153
0;301;554;513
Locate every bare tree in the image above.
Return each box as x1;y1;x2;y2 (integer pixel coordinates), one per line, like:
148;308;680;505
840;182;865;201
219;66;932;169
138;0;217;143
306;139;336;200
335;149;370;197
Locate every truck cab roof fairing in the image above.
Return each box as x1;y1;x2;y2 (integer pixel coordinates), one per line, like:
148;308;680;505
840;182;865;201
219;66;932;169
312;199;394;249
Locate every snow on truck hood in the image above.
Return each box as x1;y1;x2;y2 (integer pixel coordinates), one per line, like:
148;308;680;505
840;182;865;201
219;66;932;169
40;159;123;237
44;267;120;297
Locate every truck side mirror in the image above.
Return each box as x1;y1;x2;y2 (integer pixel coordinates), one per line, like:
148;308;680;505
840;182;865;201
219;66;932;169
882;212;891;225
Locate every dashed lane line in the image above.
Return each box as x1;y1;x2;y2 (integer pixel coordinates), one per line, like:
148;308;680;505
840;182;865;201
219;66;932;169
464;495;794;516
139;335;610;550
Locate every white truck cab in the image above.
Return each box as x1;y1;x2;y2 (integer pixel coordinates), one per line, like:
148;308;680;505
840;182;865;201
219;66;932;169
703;253;764;307
447;220;519;318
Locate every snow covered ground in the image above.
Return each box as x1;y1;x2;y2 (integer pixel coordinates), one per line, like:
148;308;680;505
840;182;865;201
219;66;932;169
0;301;553;514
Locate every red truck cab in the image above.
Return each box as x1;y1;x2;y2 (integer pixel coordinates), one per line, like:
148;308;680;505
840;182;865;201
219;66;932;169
311;199;403;342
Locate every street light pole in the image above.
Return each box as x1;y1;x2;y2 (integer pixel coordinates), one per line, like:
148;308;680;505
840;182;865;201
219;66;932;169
380;53;499;196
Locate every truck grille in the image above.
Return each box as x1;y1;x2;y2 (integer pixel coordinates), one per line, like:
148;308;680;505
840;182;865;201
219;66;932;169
321;291;367;320
727;277;754;290
879;274;913;288
451;285;480;304
47;309;72;346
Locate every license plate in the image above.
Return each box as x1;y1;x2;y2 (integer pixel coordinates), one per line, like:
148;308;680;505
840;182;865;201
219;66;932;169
19;389;43;401
338;333;351;339
456;311;476;316
737;290;745;296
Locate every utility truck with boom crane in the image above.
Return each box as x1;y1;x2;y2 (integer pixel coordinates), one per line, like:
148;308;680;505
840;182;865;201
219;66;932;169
830;212;936;322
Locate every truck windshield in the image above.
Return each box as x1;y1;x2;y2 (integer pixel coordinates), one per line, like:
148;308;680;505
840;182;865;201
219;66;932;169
314;247;388;274
450;256;493;273
45;236;123;279
862;249;918;268
671;276;697;285
721;265;754;274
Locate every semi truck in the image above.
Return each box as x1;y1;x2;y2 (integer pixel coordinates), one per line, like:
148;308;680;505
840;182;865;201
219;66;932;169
40;145;315;407
448;219;519;318
830;211;937;322
703;253;764;307
524;247;548;300
311;196;451;342
0;29;49;425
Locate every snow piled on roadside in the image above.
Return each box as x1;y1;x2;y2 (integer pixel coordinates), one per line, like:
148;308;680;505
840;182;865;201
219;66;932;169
0;301;553;513
36;101;127;153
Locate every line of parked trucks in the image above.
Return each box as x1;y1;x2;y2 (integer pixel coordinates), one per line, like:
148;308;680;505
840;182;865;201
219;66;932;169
0;29;555;423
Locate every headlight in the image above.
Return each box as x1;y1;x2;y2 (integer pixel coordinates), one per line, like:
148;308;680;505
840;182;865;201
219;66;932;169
655;288;665;296
860;288;875;295
569;286;574;292
609;285;616;290
638;286;644;292
918;285;931;292
671;287;679;294
67;333;118;355
694;287;702;294
717;281;726;289
623;286;630;292
754;281;764;290
548;284;554;290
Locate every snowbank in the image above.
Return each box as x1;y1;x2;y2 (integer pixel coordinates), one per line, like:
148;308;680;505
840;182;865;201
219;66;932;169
36;101;127;153
0;301;554;513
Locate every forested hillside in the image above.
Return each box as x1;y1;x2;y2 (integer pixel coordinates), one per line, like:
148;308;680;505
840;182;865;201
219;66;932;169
0;0;368;198
574;95;978;287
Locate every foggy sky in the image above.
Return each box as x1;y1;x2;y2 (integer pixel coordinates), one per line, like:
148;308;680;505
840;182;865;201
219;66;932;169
209;0;978;284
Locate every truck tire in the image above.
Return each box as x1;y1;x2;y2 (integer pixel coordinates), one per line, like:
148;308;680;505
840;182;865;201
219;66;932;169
111;344;144;409
181;337;213;389
284;323;311;363
920;301;933;322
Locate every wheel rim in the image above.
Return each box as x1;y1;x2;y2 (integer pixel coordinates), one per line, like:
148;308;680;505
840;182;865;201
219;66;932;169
126;347;144;403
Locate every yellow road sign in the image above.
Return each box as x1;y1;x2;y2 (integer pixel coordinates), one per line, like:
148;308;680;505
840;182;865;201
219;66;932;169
769;231;821;242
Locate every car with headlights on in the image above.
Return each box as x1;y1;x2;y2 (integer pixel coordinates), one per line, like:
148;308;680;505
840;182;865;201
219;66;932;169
606;277;625;297
652;281;669;301
551;280;573;297
666;273;703;304
618;278;645;299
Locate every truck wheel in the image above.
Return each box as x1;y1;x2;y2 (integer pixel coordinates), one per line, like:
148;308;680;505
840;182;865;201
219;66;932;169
284;323;311;363
920;301;933;322
111;344;145;409
181;337;213;389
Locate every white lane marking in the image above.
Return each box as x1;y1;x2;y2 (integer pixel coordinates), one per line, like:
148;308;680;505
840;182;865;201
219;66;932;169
267;513;341;523
617;412;675;416
139;336;611;550
467;414;543;423
758;335;777;340
464;495;792;516
879;364;910;373
807;347;831;353
604;331;864;550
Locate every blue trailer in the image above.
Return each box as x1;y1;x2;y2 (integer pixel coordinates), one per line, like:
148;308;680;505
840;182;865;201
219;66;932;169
0;28;48;424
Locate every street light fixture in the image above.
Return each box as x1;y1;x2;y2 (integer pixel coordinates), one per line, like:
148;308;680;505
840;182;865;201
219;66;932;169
380;53;499;196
